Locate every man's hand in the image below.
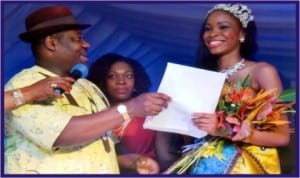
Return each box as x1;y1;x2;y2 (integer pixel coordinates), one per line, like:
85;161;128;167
126;93;171;117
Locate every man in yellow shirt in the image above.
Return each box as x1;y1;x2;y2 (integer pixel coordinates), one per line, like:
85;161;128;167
4;5;170;174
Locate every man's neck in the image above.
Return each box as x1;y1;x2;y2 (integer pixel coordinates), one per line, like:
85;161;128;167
36;63;69;77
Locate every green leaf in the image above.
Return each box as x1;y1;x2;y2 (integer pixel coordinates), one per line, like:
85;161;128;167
241;74;251;88
279;88;296;102
236;79;242;91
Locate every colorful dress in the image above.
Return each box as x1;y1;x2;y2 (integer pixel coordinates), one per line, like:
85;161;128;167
164;78;290;175
189;137;281;174
189;79;284;174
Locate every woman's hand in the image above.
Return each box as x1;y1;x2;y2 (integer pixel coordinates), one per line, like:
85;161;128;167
192;112;233;138
231;119;252;142
136;156;160;174
117;153;159;174
192;112;219;136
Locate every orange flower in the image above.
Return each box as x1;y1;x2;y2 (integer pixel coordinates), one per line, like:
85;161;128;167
217;76;295;135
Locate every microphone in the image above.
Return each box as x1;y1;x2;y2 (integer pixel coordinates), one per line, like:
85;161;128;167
54;64;89;94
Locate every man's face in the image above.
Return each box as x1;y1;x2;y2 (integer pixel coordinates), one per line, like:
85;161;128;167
53;29;90;72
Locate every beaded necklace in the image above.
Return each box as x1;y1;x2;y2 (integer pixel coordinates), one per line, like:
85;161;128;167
220;58;245;78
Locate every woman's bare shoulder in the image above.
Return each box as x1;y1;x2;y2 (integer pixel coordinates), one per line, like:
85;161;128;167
249;61;278;74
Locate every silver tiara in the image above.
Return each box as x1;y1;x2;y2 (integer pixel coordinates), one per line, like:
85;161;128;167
208;4;254;28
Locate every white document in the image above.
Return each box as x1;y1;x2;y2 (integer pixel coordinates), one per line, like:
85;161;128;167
143;62;226;138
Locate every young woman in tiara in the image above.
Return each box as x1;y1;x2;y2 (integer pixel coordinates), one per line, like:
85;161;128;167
184;3;290;174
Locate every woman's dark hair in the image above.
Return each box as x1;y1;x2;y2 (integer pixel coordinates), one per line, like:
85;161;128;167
196;9;258;71
87;53;151;100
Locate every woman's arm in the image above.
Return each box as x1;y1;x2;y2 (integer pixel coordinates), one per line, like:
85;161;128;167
240;62;290;147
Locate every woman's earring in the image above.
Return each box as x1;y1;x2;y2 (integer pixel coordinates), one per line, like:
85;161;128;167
240;37;245;43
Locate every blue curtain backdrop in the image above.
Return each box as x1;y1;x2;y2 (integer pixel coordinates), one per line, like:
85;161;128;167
2;2;298;91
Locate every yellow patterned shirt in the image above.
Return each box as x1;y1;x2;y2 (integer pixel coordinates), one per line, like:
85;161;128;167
5;65;120;174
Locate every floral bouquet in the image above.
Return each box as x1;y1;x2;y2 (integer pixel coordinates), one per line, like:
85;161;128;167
217;75;295;135
164;75;296;174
